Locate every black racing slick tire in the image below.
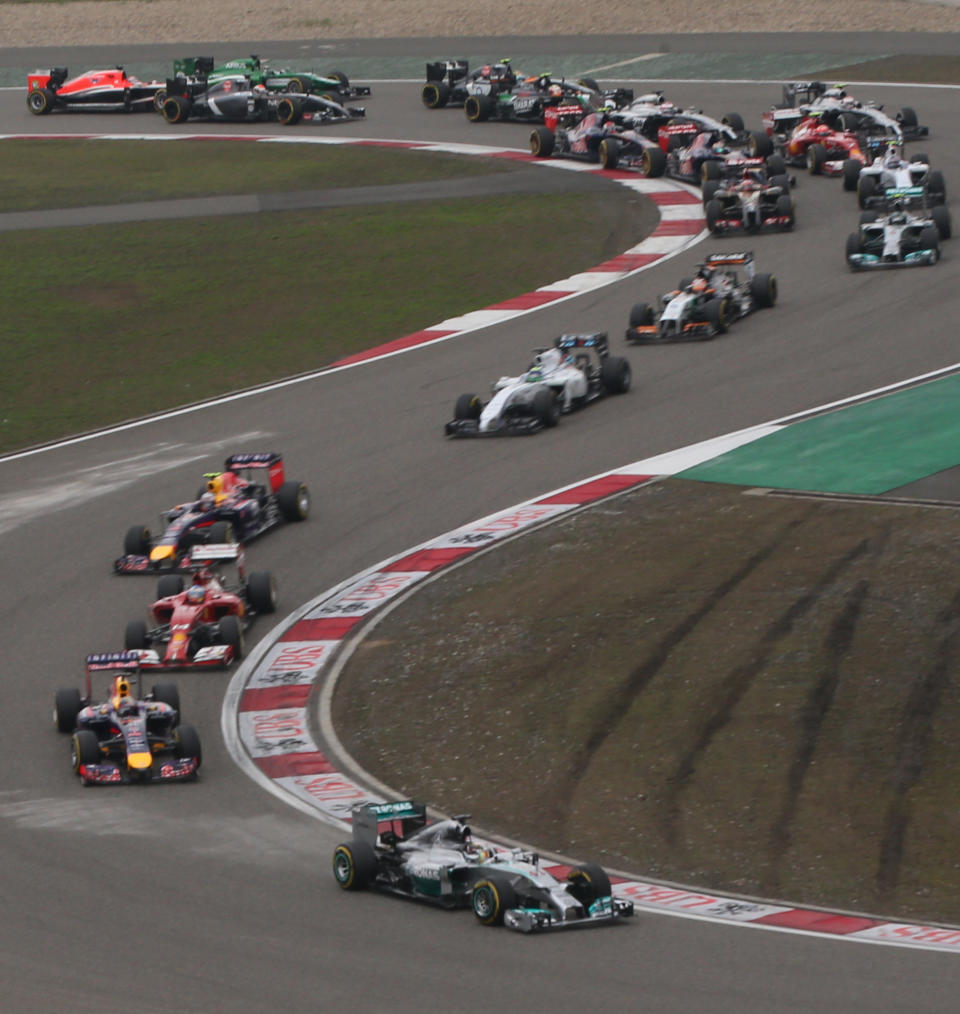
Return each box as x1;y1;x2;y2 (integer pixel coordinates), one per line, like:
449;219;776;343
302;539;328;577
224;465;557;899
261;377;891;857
600;356;631;394
599;137;620;170
927;170;947;204
217;615;244;660
174;723;202;768
124;525;151;556
577;76;600;93
151;682;181;716
765;154;786;176
705;198;723;234
751;272;778;308
775;194;795;228
531;388;560;427
842;158;861;191
931;204;951;240
859;210;879;225
246;571;278;614
702;297;729;336
151;88;166;113
806;143;827;175
124;619;149;651
530;125;554;158
472;875;518;925
722;112;744;132
700;180;720;204
27;87;55;115
748;130;772;158
640;145;666;178
286;77;307;93
701;159;721;182
846;232;862;268
205;521;234;545
566;863;612;908
421;80;451;108
54;688;83;733
918;226;940;259
157;575;184;599
899;106;918;128
332;841;378;890
857;174;877;209
72;730;101;775
276;97;303;125
464;94;494;122
161;95;191;124
277;480;310;522
454;393;483;420
628;302;654;328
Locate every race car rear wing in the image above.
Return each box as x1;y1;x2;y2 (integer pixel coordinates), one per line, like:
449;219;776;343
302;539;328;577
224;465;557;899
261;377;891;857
703;251;756;279
188;543;242;565
555;332;610;354
425;59;469;85
351;800;428;846
84;651;141;699
224;452;285;492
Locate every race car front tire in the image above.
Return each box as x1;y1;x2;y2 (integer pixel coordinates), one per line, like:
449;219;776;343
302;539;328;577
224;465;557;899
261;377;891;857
701;160;721;182
723;112;745;132
174;723;202;768
125;619;149;651
846;232;862;268
157;575;184;599
472;875;518;925
751;273;778;308
600;356;631;394
765;154;786;176
333;841;378;890
161;95;191;124
775;194;795;228
276;97;303;126
566;863;612;908
454;393;483;420
422;80;451;108
124;525;151;556
748;130;772;158
286;77;307;93
628;302;654;328
54;688;83;733
705;198;723;234
857;174;877;209
464;94;494;122
246;571;278;614
71;730;101;776
806;143;827;175
532;388;560;427
217;615;244;660
530;125;554;158
599;137;620;170
916;227;940;259
205;521;234;545
641;145;667;178
277;480;310;522
151;682;181;717
700;298;729;336
899;106;918;128
931;204;951;240
927;171;947;205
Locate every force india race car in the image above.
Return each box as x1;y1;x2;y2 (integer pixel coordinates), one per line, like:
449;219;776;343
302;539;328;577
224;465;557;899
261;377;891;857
445;333;631;437
702;167;795;234
626;252;777;343
160;74;365;125
846;206;943;270
54;652;201;785
116;452;309;574
27;66;167;115
333;800;634;933
124;544;277;669
173;55;370;101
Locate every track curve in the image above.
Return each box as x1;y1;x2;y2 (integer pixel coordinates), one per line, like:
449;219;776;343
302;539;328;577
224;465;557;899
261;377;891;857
3;56;960;1013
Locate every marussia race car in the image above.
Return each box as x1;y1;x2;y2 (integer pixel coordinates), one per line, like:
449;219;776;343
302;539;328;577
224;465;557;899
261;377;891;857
27;66;167;115
173;55;370;101
445;333;631;437
54;652;201;785
853;145;948;224
626;252;777;343
846;205;943;270
124;544;277;669
333;800;634;933
778;81;928;141
116;451;309;573
159;74;365;125
701;167;795;234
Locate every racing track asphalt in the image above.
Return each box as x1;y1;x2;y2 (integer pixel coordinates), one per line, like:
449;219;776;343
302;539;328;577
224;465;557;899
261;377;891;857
3;42;960;1013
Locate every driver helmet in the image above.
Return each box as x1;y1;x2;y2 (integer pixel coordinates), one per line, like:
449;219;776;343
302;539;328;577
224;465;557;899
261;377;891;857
548;83;563;99
253;83;267;94
525;367;543;383
840;95;857;109
186;584;206;604
691;276;709;293
112;676;135;712
815;123;831;135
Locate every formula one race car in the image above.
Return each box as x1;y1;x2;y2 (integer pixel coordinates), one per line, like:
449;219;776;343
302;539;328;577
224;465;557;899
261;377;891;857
764;110;885;184
626;252;777;343
654;111;774;186
853;143;947;217
160;74;365;125
26;66;167;115
845;206;943;270
333;800;634;933
702;167;795;234
124;544;276;669
445;333;631;437
115;452;309;573
173;55;370;101
421;58;523;107
54;652;201;785
778;81;928;141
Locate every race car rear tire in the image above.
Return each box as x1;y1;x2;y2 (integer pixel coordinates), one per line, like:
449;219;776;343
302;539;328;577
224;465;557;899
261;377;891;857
328;70;350;87
217;615;244;660
333;841;378;890
72;730;101;775
151;682;181;716
464;94;494;122
927;171;947;204
842;159;861;191
846;232;862;268
277;480;310;522
577;76;600;93
54;688;83;733
532;388;559;427
421;80;451;108
701;298;729;336
174;723;202;768
769;174;791;192
857;174;877;209
530;125;554;158
246;571;278;614
705;198;723;234
157;575;184;599
600;356;631;394
125;619;149;651
628;302;654;328
931;205;951;240
454;393;483;420
775;194;795;228
748;130;772;158
701;180;719;204
27;87;54;115
916;227;940;259
806;143;827;175
911;152;929;165
765;154;786;176
124;525;151;556
701;159;721;182
161;95;191;124
640;145;666;178
205;521;234;545
722;112;744;132
598;137;620;170
838;112;859;132
286;77;307;93
899;106;918;128
566;863;612;907
276;97;303;126
472;875;518;925
751;273;778;308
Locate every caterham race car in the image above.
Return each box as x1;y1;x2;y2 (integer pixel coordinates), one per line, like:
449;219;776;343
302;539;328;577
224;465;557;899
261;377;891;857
845;205;944;270
174;54;370;101
54;652;201;785
445;333;631;437
626;252;778;343
26;66;167;114
333;800;634;933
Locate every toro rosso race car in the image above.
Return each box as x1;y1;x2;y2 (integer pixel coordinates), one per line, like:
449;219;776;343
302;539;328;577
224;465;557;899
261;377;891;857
54;653;201;785
27;66;167;115
124;544;277;669
333;800;634;933
160;74;365;125
116;452;309;573
627;252;777;343
846;205;943;270
174;54;370;101
445;333;631;437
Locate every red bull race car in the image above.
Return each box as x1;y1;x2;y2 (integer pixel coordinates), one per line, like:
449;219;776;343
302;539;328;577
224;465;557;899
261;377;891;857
54;653;201;785
27;66;167;115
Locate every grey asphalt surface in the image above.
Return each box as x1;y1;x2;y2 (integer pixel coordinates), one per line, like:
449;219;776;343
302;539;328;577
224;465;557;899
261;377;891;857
3;38;960;1014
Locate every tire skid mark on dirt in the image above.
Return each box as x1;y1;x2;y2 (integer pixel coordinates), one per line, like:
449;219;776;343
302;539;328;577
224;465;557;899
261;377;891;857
662;535;874;848
875;588;960;896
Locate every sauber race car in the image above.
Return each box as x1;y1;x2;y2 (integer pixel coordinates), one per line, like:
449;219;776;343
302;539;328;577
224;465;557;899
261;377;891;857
445;333;631;437
846;205;943;270
173;55;370;101
778;81;928;141
27;66;167;115
626;252;777;343
54;653;201;785
853;144;948;223
160;74;365;125
124;544;276;669
702;167;795;234
116;452;309;573
333;801;634;933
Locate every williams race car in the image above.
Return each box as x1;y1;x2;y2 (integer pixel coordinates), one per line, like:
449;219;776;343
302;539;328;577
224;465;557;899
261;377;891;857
173;55;369;101
124;544;276;669
54;652;201;785
846;205;943;270
626;252;777;343
27;66;167;115
115;451;309;573
445;333;631;437
160;74;365;125
333;800;634;933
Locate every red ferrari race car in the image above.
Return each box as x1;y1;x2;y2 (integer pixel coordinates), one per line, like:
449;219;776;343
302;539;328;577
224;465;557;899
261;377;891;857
123;544;276;669
26;66;167;115
115;451;309;574
53;653;201;786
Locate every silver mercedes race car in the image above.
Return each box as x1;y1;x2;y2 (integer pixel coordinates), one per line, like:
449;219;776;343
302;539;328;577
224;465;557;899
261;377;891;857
332;800;634;933
846;205;943;270
444;333;631;437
